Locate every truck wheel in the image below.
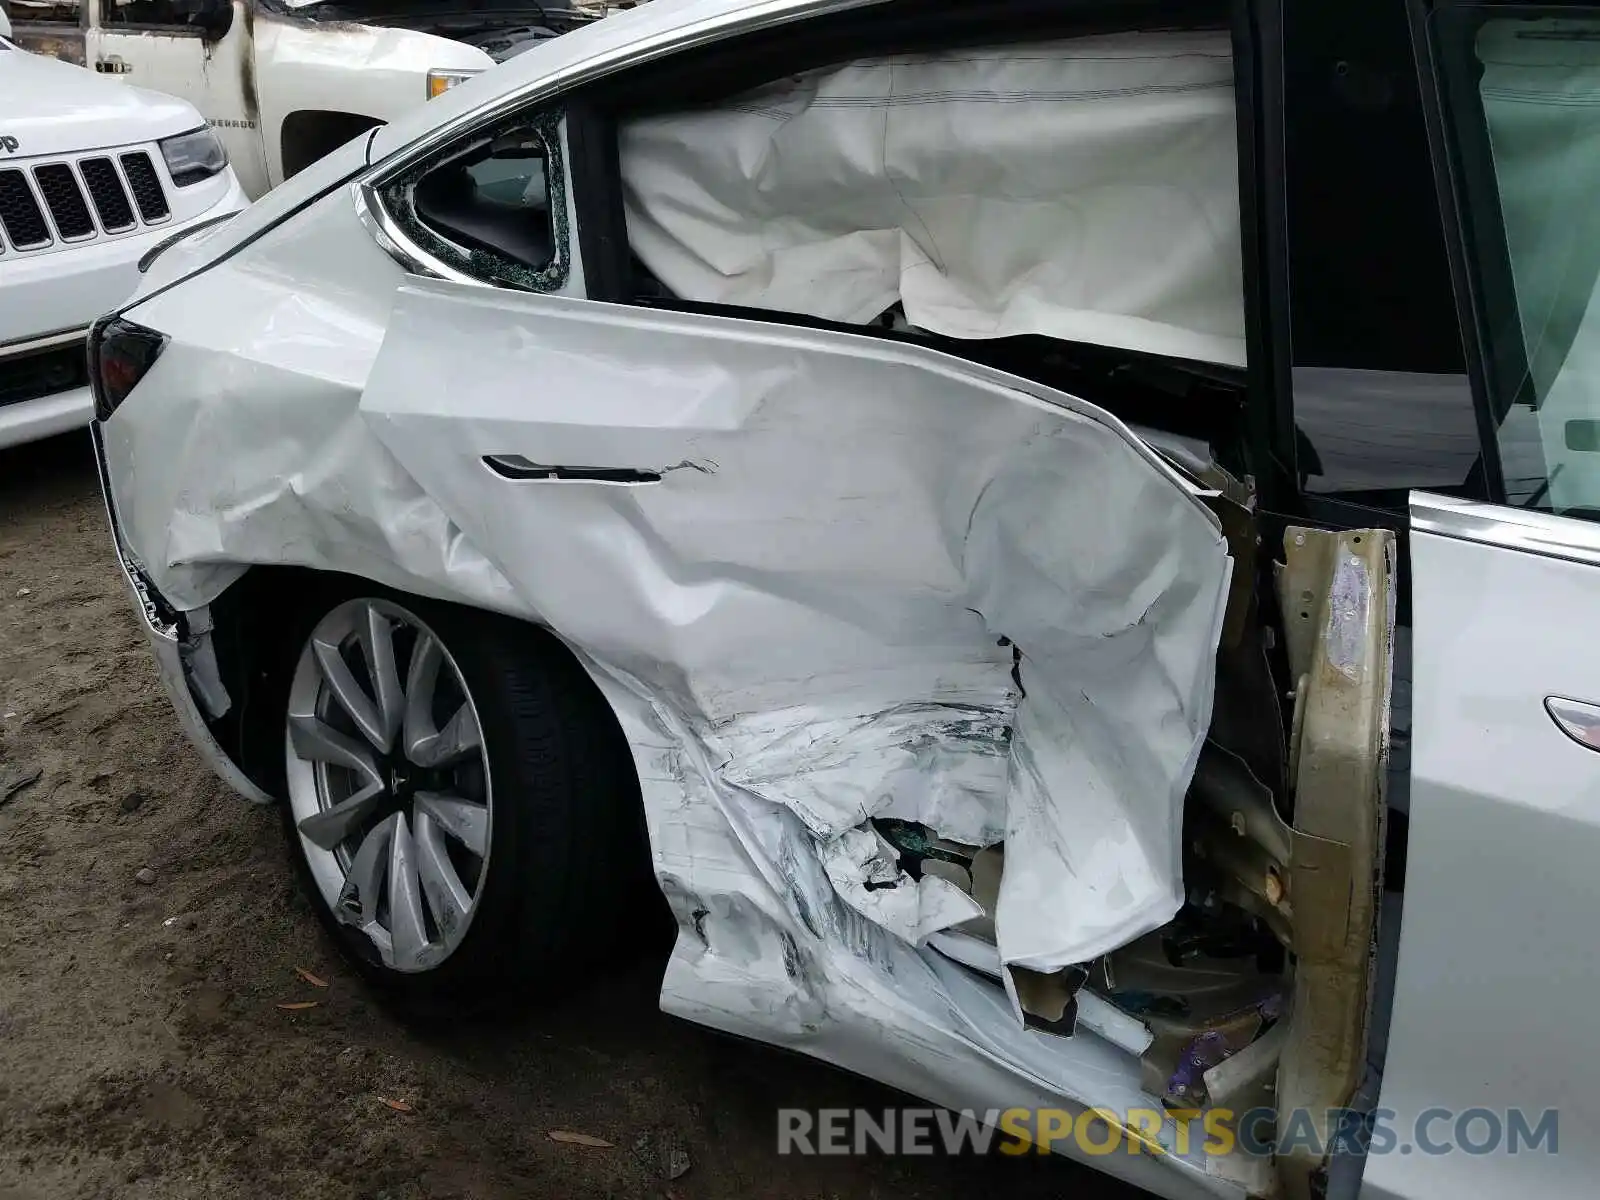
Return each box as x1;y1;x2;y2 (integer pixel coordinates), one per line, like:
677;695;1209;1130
279;589;649;1006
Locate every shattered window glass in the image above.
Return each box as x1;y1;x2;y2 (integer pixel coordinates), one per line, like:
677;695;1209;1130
393;110;570;292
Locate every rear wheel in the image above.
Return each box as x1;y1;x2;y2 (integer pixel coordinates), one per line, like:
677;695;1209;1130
278;587;649;1004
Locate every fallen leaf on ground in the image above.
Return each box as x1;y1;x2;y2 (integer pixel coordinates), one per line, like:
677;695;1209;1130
275;1001;320;1011
548;1130;614;1148
379;1097;414;1113
294;967;329;988
666;1145;692;1180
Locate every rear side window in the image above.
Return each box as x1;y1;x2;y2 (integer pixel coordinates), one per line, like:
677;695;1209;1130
415;133;554;269
385;111;569;291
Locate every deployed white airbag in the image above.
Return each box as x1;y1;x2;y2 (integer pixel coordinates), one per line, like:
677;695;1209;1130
621;30;1245;366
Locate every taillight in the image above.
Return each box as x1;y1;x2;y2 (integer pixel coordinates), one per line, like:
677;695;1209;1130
89;316;168;422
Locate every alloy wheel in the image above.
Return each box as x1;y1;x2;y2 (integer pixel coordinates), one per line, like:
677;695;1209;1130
284;598;493;973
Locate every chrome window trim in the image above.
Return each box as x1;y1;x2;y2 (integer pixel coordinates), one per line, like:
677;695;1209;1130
0;325;89;360
354;183;485;288
1412;491;1600;568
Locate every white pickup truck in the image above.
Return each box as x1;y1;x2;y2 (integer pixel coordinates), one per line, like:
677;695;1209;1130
0;11;246;448
1;0;612;199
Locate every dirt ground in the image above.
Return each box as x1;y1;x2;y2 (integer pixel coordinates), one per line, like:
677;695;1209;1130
0;433;1144;1200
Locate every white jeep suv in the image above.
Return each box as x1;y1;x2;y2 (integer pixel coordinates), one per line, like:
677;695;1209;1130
0;16;245;449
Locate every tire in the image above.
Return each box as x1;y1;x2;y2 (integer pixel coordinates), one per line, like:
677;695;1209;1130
271;580;654;1009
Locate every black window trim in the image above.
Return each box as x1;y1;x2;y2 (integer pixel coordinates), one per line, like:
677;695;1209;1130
563;98;629;305
1233;0;1302;518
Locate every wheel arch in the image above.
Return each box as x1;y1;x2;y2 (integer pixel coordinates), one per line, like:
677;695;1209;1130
193;566;650;834
200;566;671;992
278;109;386;181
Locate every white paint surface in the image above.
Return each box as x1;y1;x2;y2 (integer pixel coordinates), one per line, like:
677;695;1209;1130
105;273;1237;1200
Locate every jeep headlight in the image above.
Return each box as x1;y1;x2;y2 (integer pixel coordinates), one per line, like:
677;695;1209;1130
427;67;483;99
159;126;228;187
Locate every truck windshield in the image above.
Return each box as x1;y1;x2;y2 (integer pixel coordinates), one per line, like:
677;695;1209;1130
1435;8;1600;517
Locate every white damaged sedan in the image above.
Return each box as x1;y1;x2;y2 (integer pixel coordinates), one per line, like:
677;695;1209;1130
88;0;1600;1198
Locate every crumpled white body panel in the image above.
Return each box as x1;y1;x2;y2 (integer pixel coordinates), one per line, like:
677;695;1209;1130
352;284;1231;970
621;30;1245;366
107;273;1235;1198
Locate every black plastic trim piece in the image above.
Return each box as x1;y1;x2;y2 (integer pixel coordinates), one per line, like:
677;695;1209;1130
483;455;662;484
1406;0;1511;505
1233;0;1300;517
138;210;240;273
563;98;631;305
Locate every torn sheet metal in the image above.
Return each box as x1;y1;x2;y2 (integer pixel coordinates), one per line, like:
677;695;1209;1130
819;825;986;944
719;698;1014;846
621;30;1245;366
105;268;1235;1198
588;662;1234;1199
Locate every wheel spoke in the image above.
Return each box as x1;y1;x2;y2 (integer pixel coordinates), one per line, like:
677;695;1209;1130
415;810;473;940
288;715;382;789
337;811;397;930
387;813;431;969
402;632;443;762
409;702;481;769
414;792;489;857
402;632;482;768
312;635;388;753
297;780;385;852
358;604;404;751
